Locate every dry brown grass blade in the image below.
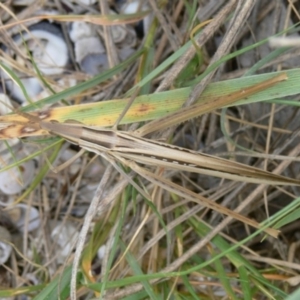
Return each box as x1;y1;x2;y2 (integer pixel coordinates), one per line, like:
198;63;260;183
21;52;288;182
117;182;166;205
155;0;238;92
0;11;150;31
119;159;279;238
135;73;288;136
